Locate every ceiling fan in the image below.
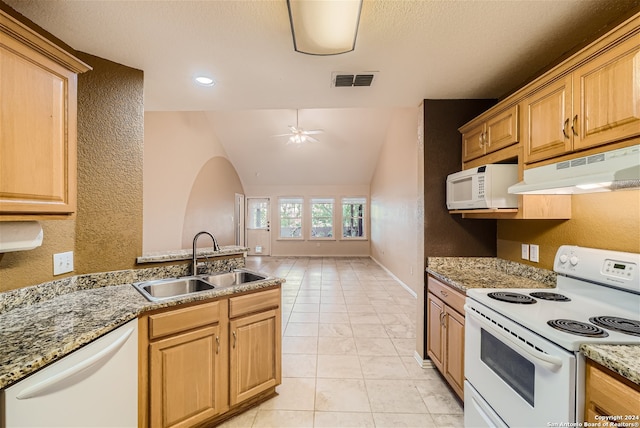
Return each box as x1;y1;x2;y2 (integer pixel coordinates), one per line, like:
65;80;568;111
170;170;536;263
274;110;323;145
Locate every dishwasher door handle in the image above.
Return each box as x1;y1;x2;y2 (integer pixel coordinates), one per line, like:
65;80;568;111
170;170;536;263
16;325;135;400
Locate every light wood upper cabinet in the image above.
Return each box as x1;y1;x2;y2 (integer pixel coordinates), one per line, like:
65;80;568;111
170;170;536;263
0;11;90;219
521;76;573;163
573;40;640;151
524;26;640;164
462;105;519;163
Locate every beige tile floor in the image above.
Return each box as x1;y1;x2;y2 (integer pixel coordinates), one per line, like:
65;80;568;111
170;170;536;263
219;256;463;428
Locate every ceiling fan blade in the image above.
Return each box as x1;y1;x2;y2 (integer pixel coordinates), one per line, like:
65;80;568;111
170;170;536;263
304;129;324;135
306;136;320;143
272;133;294;137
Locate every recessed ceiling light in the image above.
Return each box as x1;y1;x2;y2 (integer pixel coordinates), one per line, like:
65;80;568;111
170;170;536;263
194;76;215;87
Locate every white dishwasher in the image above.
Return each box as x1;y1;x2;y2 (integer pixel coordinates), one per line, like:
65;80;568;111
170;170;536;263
2;319;138;428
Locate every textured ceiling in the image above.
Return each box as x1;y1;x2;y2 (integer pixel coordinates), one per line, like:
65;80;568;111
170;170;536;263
5;0;639;186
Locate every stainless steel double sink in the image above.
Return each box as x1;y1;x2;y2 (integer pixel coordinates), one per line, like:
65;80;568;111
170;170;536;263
132;269;269;302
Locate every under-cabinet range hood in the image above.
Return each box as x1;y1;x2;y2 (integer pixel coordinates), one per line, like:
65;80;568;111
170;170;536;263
508;144;640;195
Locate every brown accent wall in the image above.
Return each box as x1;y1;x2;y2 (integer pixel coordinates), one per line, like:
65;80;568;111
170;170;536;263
498;190;640;269
423;99;498;257
0;49;143;291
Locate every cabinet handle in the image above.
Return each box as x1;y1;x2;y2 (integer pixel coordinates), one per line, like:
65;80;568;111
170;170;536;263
216;336;220;354
571;115;578;136
562;118;570;139
232;331;237;349
440;312;446;328
483;132;488;147
478;134;483;148
440;290;448;298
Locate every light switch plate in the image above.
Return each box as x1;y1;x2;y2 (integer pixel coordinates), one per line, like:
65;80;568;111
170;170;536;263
53;251;74;275
521;244;529;260
530;244;539;263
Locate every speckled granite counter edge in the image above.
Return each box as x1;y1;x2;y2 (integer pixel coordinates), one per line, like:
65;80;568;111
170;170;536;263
0;274;284;390
581;344;640;386
136;245;249;264
426;257;556;293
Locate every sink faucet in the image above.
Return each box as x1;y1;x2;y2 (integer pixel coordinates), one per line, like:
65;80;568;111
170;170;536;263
192;231;220;275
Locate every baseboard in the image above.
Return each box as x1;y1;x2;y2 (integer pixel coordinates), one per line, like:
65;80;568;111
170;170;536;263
369;256;418;298
414;351;434;368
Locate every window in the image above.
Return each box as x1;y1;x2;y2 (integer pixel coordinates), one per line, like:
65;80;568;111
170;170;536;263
311;198;334;238
342;197;366;238
279;197;303;238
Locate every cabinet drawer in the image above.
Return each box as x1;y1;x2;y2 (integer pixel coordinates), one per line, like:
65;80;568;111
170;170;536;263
427;276;465;315
585;360;640;419
229;288;280;318
149;301;220;340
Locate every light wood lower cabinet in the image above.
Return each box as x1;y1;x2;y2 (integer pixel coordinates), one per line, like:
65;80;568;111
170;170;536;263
584;359;640;424
139;287;281;428
426;275;465;400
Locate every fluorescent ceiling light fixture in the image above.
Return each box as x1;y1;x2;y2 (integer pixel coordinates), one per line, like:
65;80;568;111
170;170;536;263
287;0;363;55
194;76;215;87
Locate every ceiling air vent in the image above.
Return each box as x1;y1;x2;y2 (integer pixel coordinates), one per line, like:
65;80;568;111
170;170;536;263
331;71;378;87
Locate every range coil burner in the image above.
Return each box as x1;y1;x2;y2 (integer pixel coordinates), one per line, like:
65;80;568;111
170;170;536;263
547;319;609;337
589;316;640;337
529;291;571;302
487;292;536;304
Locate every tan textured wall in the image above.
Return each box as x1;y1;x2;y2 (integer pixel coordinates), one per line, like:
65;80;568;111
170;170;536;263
498;190;640;269
143;112;237;252
74;52;144;274
370;108;422;294
182;157;244;248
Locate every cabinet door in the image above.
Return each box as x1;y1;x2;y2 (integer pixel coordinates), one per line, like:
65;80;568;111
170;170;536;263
150;326;222;428
523;76;573;163
229;308;281;406
444;308;465;399
426;293;445;372
462;123;487;162
0;34;77;215
573;40;640;151
486;105;519;154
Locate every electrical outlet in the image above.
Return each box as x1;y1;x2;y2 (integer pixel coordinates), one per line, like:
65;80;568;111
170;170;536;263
530;244;540;263
53;251;74;275
521;244;530;260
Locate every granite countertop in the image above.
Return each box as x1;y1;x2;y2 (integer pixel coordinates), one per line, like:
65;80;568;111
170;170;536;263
581;344;640;386
0;269;282;390
426;257;556;293
136;245;249;264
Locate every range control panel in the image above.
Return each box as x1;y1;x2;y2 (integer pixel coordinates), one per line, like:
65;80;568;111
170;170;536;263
555;245;639;292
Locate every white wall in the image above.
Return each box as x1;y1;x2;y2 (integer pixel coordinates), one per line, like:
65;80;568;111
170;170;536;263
243;184;370;257
143;111;243;252
369;107;422;294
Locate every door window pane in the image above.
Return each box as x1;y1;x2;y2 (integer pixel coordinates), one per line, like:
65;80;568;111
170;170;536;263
247;199;268;229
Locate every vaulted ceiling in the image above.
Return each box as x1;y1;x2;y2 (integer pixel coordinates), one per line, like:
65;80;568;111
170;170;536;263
5;0;638;186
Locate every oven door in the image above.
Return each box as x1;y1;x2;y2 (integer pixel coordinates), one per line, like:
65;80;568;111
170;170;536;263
464;302;576;427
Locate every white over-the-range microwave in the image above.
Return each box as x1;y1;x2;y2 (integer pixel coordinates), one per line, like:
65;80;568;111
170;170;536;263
446;164;519;210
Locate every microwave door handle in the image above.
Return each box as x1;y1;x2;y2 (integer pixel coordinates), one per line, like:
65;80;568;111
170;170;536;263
465;305;564;370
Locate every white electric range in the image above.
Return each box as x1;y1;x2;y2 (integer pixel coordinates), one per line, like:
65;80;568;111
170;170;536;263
464;246;640;427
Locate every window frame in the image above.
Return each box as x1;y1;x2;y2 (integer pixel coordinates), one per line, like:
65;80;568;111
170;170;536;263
309;197;335;240
340;196;367;240
277;197;304;240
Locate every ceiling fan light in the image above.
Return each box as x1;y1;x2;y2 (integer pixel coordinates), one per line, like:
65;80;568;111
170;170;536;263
287;0;363;55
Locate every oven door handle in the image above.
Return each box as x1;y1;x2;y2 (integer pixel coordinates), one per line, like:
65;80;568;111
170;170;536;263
465;305;564;370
